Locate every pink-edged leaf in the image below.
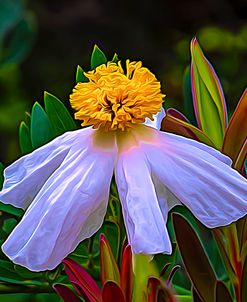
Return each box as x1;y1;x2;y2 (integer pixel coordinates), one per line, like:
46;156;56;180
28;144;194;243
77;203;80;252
120;245;133;302
63;258;101;302
161;113;215;147
166;108;190;123
159;263;171;277
234;139;247;173
53;284;82;302
100;233;120;285
191;37;227;149
223;89;247;163
147;277;177;302
102;281;125;302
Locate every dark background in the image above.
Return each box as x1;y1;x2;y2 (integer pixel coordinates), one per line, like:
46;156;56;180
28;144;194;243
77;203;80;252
0;0;246;164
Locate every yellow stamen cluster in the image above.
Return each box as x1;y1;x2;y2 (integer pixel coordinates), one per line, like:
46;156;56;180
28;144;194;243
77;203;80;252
70;60;164;131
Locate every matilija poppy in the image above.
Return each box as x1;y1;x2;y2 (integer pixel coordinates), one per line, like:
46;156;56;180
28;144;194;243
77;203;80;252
0;60;246;271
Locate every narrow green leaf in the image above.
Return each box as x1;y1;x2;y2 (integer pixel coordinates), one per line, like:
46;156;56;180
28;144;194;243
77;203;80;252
19;121;32;154
100;234;120;285
30;102;53;148
2;218;18;234
112;53;119;63
191;37;227;149
76;65;88;83
91;45;107;70
44;92;77;136
0;202;23;217
173;213;217;302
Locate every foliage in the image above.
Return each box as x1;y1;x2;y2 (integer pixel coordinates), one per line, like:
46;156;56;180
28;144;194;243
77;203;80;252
0;39;246;302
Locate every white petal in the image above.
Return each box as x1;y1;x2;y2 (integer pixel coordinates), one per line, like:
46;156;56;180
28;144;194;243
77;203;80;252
0;127;93;209
144;107;166;130
115;145;172;255
162;132;232;166
2;131;116;271
143;130;247;228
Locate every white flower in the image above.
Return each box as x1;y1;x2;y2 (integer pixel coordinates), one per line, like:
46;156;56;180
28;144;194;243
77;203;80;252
0;61;246;271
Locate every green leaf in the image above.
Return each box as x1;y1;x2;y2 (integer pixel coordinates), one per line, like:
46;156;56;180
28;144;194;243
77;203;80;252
30;102;53;149
44;92;77;136
112;53;119;63
91;45;107;70
173;213;217;302
100;234;120;285
76;65;88;83
190;37;227;149
2;218;18;234
19;121;32;154
0;202;24;217
0;13;36;68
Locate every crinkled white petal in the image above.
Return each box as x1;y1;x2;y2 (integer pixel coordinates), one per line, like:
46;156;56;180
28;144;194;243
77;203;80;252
0;127;93;210
115;144;172;255
2;129;116;271
144;107;166;130
142;129;247;228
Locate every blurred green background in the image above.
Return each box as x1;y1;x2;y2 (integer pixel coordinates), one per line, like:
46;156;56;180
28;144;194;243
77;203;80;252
0;0;247;164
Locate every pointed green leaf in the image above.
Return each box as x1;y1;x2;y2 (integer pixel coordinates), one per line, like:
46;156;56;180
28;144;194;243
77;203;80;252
222;89;247;163
44;92;77;136
76;65;88;83
191;37;227;149
100;234;120;285
2;218;18;234
19;121;32;154
112;53;119;63
173;213;217;302
31;102;53;148
0;202;24;217
91;45;107;69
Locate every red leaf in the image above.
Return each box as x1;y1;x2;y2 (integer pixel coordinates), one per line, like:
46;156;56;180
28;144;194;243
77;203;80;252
222;88;247;162
53;284;82;302
166;108;190;123
102;281;125;302
63;258;101;302
120;245;133;302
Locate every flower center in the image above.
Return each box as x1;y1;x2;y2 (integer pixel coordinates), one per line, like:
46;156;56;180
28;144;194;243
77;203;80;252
70;60;164;131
